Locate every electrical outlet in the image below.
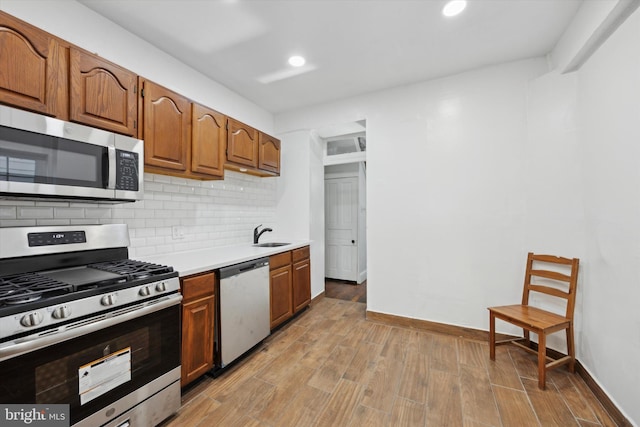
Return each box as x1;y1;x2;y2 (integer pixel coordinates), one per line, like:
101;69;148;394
172;226;185;240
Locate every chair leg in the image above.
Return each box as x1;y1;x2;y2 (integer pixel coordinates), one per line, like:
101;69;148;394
566;325;575;373
489;312;496;361
537;333;547;390
523;329;530;348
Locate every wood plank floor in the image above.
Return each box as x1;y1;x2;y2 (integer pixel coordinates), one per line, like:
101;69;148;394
325;279;367;303
161;297;618;427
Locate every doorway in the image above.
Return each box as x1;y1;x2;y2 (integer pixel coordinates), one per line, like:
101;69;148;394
319;122;367;302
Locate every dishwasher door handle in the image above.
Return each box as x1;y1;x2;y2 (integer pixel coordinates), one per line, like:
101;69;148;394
219;257;269;279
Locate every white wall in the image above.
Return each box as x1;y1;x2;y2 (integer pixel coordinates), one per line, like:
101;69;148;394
276;130;325;298
358;162;367;283
309;132;325;298
276;131;311;241
278;57;550;326
275;8;640;422
575;7;640;422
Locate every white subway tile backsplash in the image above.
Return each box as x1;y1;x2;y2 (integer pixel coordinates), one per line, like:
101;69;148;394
0;200;34;207
0;207;16;219
38;219;72;226
0;171;277;256
0;219;36;227
19;207;54;219
85;208;112;219
54;208;85;219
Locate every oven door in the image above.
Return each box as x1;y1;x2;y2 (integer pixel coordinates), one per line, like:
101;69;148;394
0;296;181;426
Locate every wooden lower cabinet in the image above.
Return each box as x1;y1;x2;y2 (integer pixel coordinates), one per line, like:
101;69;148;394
270;264;293;329
180;272;215;387
270;246;311;329
292;257;311;312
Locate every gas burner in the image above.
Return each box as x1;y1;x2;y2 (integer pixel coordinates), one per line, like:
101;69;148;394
4;293;42;305
0;273;72;306
89;259;174;279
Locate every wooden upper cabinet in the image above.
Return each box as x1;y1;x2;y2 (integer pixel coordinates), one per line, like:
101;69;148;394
69;48;137;136
139;78;190;171
191;103;226;178
258;132;281;175
226;118;258;168
0;11;68;118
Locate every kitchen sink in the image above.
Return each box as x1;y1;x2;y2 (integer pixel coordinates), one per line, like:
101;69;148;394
254;242;290;247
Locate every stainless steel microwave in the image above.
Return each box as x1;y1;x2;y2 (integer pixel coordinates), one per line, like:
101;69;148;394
0;105;143;203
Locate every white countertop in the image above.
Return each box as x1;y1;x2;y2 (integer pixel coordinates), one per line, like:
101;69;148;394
139;240;311;277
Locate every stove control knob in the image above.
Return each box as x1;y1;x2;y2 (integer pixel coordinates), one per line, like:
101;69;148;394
20;311;44;327
52;305;71;320
155;282;167;293
139;286;151;297
101;293;118;306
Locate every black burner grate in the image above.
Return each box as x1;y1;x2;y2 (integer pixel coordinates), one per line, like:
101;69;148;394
89;259;174;279
0;273;73;305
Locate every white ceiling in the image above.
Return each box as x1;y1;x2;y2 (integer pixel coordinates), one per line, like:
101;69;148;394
79;0;583;114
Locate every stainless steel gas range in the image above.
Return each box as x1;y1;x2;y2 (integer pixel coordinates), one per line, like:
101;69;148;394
0;224;182;427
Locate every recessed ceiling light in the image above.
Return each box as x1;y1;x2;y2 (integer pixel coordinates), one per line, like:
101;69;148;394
442;0;467;17
288;55;306;67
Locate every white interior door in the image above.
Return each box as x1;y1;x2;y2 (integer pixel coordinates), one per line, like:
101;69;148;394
325;176;358;281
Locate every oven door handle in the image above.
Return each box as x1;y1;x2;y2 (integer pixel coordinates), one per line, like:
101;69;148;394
0;293;182;362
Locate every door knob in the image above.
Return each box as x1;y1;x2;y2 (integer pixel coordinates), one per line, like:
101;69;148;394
351;240;355;244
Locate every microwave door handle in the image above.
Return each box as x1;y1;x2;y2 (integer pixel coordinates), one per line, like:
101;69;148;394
106;146;116;189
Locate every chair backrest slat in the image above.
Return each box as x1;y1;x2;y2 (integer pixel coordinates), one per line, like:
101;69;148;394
531;254;574;265
521;252;580;319
529;269;572;282
528;284;570;299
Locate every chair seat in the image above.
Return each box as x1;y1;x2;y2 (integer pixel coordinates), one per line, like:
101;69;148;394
489;304;570;333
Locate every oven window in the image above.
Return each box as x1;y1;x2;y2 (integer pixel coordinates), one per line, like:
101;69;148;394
0;126;106;187
35;327;152;404
0;304;180;426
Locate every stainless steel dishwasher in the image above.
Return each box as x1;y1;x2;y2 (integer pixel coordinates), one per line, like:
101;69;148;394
218;257;270;367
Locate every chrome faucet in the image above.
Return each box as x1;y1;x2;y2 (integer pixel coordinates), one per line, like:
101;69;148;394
253;224;273;244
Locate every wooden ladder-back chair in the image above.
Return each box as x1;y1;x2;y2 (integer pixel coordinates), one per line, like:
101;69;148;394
488;252;580;389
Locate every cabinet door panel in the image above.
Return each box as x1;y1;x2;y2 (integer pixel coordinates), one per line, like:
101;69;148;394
258;132;280;174
270;265;293;329
191;103;225;177
181;271;215;301
181;296;215;386
227;118;258;168
70;49;137;136
292;258;311;313
0;12;67;118
142;79;190;171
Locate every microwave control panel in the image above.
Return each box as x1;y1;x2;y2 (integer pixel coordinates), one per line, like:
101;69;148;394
115;150;140;191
